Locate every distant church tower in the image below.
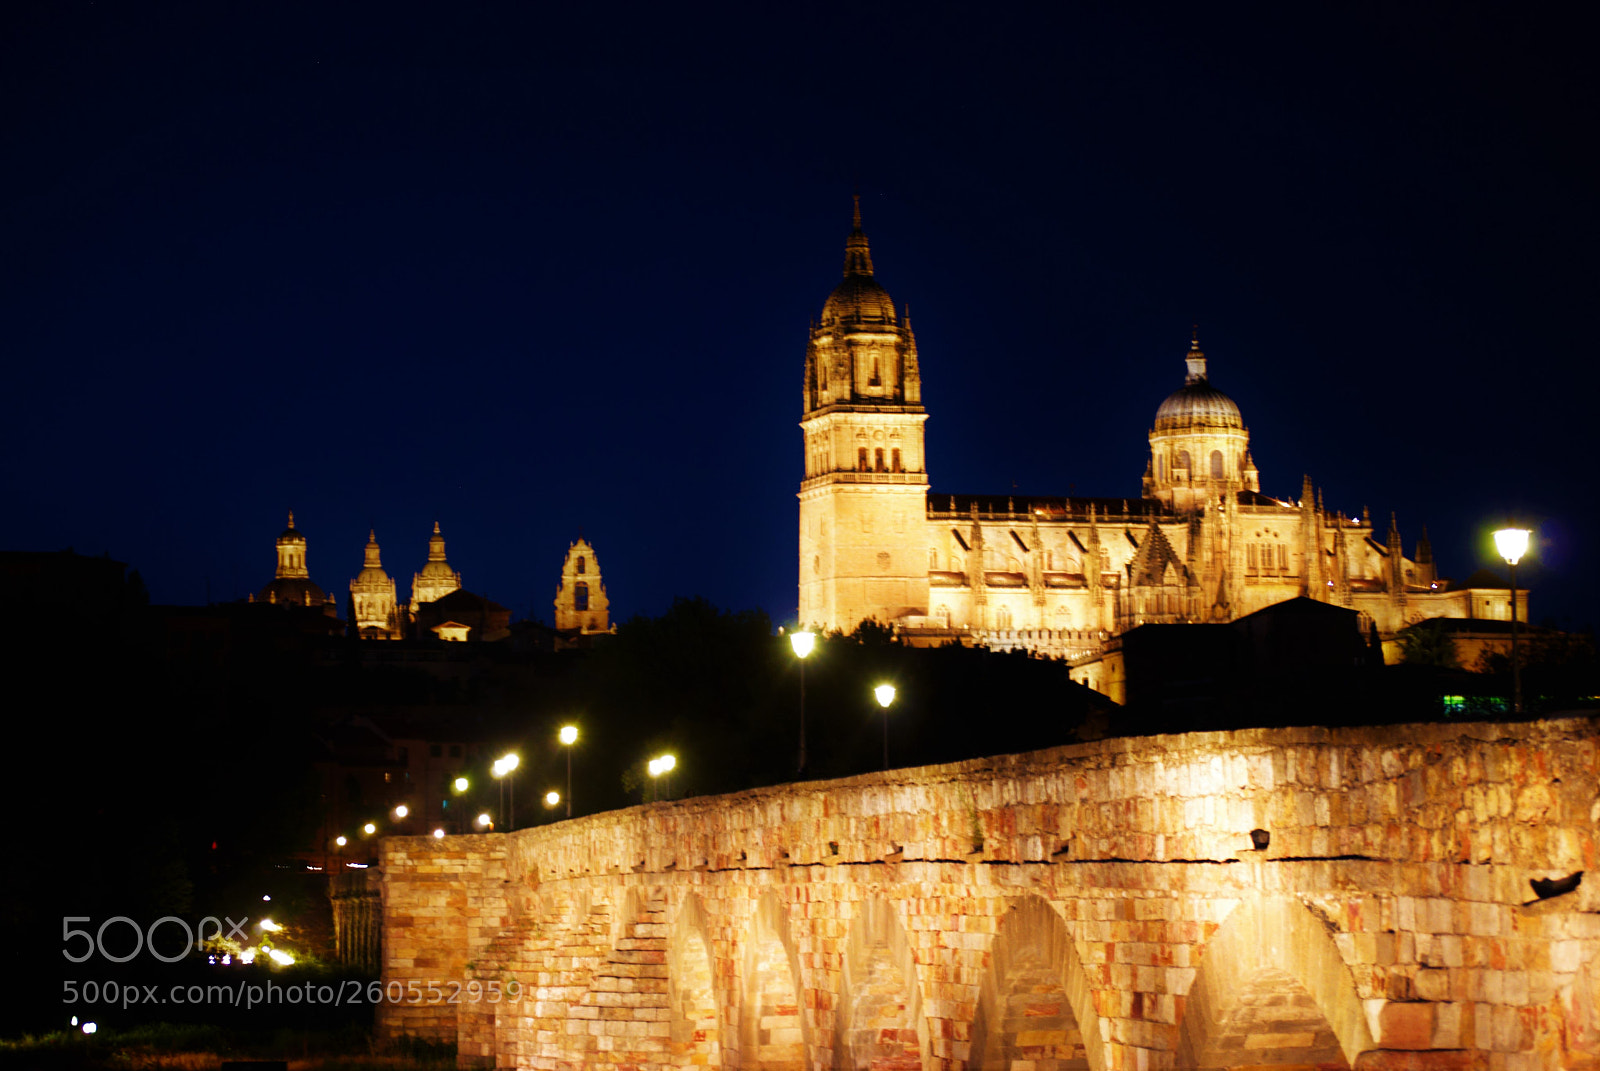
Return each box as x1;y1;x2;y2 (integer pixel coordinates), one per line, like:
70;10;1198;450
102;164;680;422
1142;331;1259;513
349;530;402;639
553;538;610;633
797;199;930;631
257;510;330;607
410;522;462;611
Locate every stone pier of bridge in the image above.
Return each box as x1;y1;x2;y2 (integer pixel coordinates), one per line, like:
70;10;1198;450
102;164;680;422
377;717;1600;1070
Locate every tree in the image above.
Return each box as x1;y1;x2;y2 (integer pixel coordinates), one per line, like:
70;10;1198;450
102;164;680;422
1396;620;1459;669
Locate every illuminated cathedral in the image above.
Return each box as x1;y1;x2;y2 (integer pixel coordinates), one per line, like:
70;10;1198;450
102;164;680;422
797;203;1524;662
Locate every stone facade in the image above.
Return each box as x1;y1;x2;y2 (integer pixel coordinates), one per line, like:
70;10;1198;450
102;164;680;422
796;211;1526;660
553;538;611;634
379;716;1600;1070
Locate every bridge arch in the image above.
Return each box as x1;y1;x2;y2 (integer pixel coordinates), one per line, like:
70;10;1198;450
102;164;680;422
970;895;1105;1071
669;894;723;1068
741;889;809;1069
1175;896;1374;1070
834;899;925;1069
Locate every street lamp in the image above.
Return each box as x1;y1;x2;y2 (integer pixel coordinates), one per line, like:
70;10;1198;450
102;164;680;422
545;790;561;808
1493;527;1531;714
492;753;520;831
453;776;469;793
393;804;409;819
789;630;816;776
648;753;677;801
874;684;897;770
476;812;493;830
559;724;578;818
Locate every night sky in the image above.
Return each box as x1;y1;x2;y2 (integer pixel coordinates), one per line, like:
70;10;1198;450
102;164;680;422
4;4;1595;630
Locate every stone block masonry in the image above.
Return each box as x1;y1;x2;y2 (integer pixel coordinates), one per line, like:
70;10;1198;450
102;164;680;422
379;717;1600;1070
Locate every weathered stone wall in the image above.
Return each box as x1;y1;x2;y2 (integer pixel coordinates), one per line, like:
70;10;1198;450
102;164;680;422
380;717;1600;1070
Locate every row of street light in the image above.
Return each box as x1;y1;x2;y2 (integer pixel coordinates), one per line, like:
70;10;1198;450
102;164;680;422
331;724;581;849
789;628;898;772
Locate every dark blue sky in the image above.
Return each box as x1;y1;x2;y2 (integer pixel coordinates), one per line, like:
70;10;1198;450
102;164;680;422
4;3;1594;629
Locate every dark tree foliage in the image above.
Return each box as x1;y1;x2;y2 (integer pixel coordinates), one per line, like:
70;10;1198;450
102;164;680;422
1396;620;1460;668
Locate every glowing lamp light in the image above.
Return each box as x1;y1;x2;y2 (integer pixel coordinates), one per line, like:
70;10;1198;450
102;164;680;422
1493;527;1530;566
789;630;816;659
476;812;492;828
493;753;519;777
559;725;578;745
432;828;445;839
335;835;347;847
657;754;675;773
363;822;377;835
453;777;469;792
259;919;281;932
874;684;897;708
262;894;271;901
70;1016;78;1027
268;949;294;966
240;948;258;964
393;804;409;818
545;791;560;807
82;1022;97;1035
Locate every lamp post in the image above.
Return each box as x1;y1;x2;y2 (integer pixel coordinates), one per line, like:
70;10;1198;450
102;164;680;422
648;753;677;802
492;753;520;830
874;684;896;770
789;630;816;776
452;776;470;833
559;725;578;818
1493;527;1531;714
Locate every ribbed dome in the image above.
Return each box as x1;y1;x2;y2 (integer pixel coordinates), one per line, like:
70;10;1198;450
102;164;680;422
1153;333;1243;430
1154;382;1243;430
823;274;898;325
260;576;325;605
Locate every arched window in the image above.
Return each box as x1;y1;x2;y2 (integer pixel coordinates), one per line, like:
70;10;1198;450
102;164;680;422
1178;450;1191;471
874;447;886;472
1210;450;1224;478
996;606;1013;629
576;556;586;574
575;582;589;612
1156;455;1164;479
891;448;902;472
858;447;869;471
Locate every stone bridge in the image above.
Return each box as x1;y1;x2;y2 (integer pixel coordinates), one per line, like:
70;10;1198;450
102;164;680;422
378;717;1600;1070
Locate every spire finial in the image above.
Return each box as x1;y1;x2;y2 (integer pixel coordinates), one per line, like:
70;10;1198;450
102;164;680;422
287;509;295;529
433;520;440;534
369;528;377;543
1184;329;1208;385
842;197;875;277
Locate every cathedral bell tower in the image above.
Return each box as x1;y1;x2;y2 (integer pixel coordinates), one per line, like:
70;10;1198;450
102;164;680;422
798;199;930;631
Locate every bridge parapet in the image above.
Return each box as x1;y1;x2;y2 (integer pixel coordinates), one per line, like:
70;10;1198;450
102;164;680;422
380;717;1600;1070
